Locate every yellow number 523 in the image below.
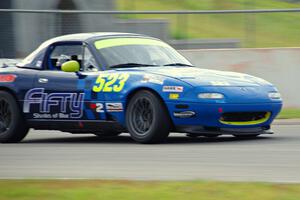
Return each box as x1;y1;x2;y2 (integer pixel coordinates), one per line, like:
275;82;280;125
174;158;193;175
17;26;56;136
93;73;130;93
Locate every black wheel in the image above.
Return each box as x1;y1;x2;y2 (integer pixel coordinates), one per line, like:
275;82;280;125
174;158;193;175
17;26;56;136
126;90;171;144
233;134;259;139
0;91;29;143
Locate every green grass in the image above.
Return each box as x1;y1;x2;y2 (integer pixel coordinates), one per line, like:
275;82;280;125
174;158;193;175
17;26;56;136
277;108;300;119
0;180;299;200
116;0;300;48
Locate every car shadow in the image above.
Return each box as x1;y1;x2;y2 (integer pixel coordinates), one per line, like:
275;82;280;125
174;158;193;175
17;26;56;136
21;133;282;145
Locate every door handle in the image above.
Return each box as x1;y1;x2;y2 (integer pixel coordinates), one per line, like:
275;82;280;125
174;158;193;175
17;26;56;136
38;78;48;83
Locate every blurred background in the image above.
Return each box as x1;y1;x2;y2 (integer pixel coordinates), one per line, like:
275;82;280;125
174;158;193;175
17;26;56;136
0;0;299;107
0;0;300;57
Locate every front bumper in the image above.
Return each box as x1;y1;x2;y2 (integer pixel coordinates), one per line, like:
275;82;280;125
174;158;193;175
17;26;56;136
167;101;282;130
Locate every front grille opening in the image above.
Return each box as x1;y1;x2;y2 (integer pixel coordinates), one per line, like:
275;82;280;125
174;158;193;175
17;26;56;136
220;112;268;122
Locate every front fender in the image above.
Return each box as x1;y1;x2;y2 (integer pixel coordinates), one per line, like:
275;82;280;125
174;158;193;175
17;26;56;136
103;73;194;126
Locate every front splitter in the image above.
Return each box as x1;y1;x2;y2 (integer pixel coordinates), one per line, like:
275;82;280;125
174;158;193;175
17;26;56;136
175;125;274;135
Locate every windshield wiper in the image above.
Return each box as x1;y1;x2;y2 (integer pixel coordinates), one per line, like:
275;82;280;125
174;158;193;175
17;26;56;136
163;63;194;67
109;63;158;69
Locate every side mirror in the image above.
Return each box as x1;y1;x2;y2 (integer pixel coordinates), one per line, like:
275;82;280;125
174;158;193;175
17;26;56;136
61;60;80;72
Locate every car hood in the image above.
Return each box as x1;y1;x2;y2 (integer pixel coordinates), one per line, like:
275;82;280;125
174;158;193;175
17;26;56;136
134;66;271;87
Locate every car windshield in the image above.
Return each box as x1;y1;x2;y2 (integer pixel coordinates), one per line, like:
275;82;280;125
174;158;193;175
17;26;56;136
94;38;192;69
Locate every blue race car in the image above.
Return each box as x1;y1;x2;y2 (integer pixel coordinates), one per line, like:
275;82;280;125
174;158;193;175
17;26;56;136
0;33;282;143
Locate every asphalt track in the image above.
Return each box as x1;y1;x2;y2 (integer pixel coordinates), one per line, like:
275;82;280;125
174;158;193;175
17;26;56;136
0;124;299;183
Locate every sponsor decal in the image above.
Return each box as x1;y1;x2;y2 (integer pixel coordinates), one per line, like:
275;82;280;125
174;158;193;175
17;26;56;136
141;74;164;85
169;93;179;100
23;88;84;119
90;103;104;113
105;103;123;112
210;81;230;86
163;86;184;93
93;73;129;93
173;111;195;118
36;60;42;68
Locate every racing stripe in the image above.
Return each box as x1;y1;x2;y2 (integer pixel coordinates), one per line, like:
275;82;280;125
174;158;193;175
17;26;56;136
94;38;169;50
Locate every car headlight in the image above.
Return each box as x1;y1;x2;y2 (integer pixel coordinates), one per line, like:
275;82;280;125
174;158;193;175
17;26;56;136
268;92;281;99
198;93;224;99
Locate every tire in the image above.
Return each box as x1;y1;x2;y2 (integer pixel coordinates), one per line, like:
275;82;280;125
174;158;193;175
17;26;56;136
126;90;171;144
233;134;259;139
0;91;29;143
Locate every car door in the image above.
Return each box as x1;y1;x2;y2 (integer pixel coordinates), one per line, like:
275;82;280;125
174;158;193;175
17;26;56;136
28;42;107;121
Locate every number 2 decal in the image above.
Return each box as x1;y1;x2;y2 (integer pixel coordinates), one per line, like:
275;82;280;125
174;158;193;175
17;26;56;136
93;74;130;93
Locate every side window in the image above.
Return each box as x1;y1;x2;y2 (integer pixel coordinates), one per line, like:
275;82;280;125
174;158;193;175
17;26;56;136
83;47;98;72
48;44;83;70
